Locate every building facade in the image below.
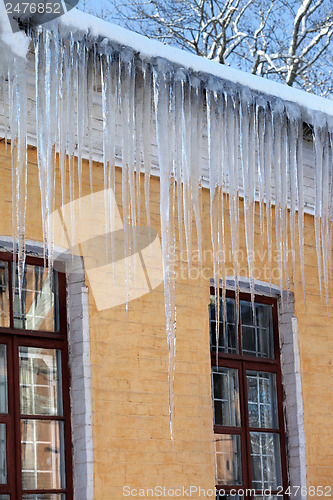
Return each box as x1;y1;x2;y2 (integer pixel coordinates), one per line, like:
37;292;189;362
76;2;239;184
0;8;333;500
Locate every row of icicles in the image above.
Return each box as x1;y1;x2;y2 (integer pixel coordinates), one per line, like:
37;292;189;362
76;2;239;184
1;25;333;439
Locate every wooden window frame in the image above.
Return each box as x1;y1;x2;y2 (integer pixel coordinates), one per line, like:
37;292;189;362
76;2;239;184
211;287;289;499
0;252;73;500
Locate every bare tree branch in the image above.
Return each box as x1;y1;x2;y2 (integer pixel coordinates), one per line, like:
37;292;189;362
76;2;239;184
84;0;333;96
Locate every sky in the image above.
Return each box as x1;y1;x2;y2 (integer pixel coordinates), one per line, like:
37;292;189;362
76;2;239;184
76;0;114;18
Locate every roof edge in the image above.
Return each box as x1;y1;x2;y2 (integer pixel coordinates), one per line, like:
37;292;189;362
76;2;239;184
53;8;333;123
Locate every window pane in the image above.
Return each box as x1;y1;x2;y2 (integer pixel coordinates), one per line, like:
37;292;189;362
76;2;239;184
0;262;9;328
217;496;243;500
210;297;238;354
21;420;66;491
253;497;281;499
241;302;274;358
250;432;282;489
212;367;241;427
13;264;59;332
19;347;63;416
0;496;10;500
23;496;66;500
247;372;278;429
0;424;6;484
0;345;7;414
215;434;242;485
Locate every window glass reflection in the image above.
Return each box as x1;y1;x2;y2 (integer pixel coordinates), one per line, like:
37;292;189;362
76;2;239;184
213;367;241;427
23;495;66;500
247;371;278;429
21;420;66;491
250;432;282;489
0;424;6;484
217;496;243;500
19;347;63;416
215;434;242;485
241;302;274;358
253;497;281;500
210;297;238;354
0;345;7;414
0;262;9;328
13;264;59;332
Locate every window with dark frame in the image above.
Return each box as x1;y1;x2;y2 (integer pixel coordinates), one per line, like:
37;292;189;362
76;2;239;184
0;253;73;500
210;289;289;500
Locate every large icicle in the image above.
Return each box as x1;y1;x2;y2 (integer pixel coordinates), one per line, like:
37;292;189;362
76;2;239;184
189;78;203;277
34;28;57;274
240;96;256;311
8;58;28;302
314;126;324;301
226;93;240;309
296;120;306;305
272;109;284;296
263;107;273;290
207;88;226;363
153;64;177;440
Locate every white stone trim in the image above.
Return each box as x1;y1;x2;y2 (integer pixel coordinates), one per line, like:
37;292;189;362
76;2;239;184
279;295;307;500
66;257;95;500
0;239;94;500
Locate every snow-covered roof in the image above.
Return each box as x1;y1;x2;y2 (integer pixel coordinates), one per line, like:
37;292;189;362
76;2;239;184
57;9;333;123
0;2;30;69
1;5;333;124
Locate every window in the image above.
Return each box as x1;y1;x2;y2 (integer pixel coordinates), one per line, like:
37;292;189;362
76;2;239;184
0;253;72;500
210;289;288;500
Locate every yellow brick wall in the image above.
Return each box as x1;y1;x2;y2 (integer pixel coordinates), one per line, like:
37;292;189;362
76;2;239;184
0;141;332;498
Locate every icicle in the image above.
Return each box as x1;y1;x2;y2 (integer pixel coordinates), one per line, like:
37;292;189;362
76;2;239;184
9;58;28;303
153;64;176;441
0;77;9;148
321;128;330;311
296;121;306;306
240;96;256;313
226;93;240;311
101;53;112;263
35;28;57;274
263;107;273;290
280;114;290;293
58;33;67;218
314;126;324;300
87;47;95;196
189;77;203;278
256;100;266;246
207;89;224;364
66;34;76;252
119;52;131;310
215;92;227;355
328;131;333;281
174;74;184;261
128;58;137;245
142;63;153;235
76;38;87;202
135;63;144;226
287;117;298;290
272;110;284;297
181;75;192;274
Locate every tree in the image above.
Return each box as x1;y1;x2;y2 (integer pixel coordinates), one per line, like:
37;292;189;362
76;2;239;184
83;0;333;97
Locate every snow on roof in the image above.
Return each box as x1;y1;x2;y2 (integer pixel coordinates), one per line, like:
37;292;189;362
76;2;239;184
1;5;333;123
0;2;30;69
57;8;333;124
